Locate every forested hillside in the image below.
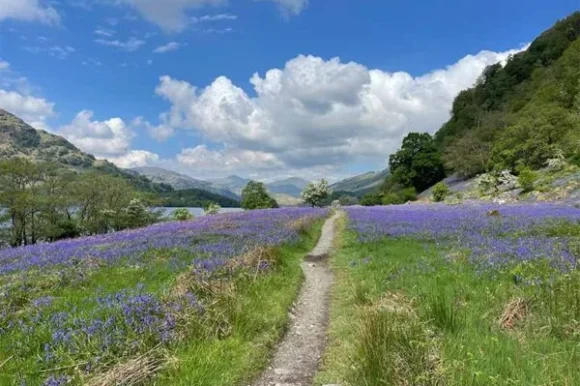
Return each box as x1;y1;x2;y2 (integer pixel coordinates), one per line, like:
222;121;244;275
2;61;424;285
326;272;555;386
439;12;580;176
366;12;580;205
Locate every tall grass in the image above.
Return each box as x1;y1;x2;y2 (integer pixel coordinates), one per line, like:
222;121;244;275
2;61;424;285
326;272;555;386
316;219;580;386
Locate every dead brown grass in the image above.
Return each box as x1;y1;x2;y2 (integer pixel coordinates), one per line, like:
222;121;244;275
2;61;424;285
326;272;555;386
499;297;529;329
86;351;170;386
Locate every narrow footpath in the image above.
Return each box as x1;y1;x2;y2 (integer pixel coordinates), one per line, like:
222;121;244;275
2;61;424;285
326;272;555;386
253;212;340;386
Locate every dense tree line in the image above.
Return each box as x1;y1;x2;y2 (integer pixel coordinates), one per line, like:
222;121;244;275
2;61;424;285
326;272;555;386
0;159;159;247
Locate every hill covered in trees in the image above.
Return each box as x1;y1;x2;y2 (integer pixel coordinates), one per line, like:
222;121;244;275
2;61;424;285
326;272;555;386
366;12;580;205
159;188;240;208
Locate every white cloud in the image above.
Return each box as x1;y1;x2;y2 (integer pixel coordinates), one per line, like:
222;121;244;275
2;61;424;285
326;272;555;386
156;47;525;175
0;0;60;25
0;60;9;70
191;13;237;23
107;150;160;168
255;0;309;16
177;145;283;171
59;110;135;156
82;58;103;66
94;28;116;37
57;111;162;168
23;45;75;59
115;0;225;32
95;37;145;51
131;116;175;141
0;89;55;131
153;41;182;54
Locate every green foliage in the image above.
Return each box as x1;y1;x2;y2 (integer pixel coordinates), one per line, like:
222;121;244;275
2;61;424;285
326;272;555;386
204;202;221;215
160;188;239;208
0;159;158;246
431;182;450;202
360;192;383;206
240;181;278;210
516;166;538;193
389;133;445;192
382;187;417;205
171;208;194;221
301;179;330;207
435;12;580;176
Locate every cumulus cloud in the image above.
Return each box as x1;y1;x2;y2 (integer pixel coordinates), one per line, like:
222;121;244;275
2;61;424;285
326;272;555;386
59;110;135;156
0;0;60;25
131;116;175;141
153;41;182;53
155;47;525;175
177;145;283;170
0;88;55;131
107;150;160;168
0;60;9;70
57;111;163;168
95;37;145;51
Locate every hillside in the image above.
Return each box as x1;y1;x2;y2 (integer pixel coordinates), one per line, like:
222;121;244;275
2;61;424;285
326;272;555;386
159;188;240;207
330;169;389;196
130;166;239;200
0;108;172;194
267;177;309;197
436;12;580;178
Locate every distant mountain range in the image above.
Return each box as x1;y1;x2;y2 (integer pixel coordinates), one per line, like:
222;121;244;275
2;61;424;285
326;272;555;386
130;167;240;200
330;169;389;196
133;168;310;203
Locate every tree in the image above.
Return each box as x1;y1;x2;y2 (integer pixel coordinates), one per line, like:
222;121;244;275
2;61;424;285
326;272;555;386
240;181;278;210
301;179;331;207
389;133;445;192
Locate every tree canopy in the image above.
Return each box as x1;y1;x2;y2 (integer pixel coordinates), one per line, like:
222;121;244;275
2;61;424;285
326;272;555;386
240;181;278;210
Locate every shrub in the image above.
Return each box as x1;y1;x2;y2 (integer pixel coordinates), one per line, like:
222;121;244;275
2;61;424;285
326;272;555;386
517;167;537;193
431;182;450;202
204;203;221;215
172;208;193;221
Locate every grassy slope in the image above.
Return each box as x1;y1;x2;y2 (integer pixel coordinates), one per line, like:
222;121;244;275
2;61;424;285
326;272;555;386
0;220;323;385
316;217;580;386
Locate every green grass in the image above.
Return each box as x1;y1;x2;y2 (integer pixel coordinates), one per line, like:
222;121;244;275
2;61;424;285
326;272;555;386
155;223;322;385
0;221;324;385
315;219;580;386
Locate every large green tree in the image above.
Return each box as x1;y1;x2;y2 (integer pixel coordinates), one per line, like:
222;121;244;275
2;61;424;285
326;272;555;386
240;181;278;210
389;133;446;193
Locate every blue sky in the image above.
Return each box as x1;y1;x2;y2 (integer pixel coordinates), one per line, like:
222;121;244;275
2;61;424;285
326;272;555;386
0;0;578;182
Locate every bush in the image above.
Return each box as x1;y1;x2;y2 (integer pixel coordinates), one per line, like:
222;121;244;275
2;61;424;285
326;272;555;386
172;208;193;221
517;167;537;193
432;182;450;202
204;203;221;215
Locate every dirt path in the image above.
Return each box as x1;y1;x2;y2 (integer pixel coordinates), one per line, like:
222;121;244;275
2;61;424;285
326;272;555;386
253;212;340;386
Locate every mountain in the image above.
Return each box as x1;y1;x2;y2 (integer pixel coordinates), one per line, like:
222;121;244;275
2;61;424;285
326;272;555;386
130;167;239;200
209;175;252;195
330;169;390;196
266;177;309;197
0;108;172;194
